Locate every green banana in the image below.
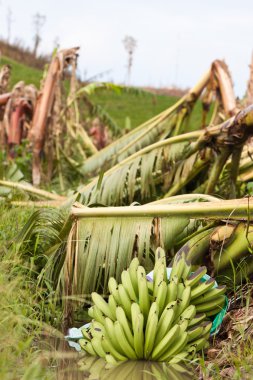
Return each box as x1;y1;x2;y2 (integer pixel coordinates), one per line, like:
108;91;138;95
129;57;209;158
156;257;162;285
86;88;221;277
190;278;215;300
186;336;208;351
177;283;185;299
138;272;150;322
151;324;180;360
137;265;146;279
195;295;225;313
155;280;167;315
174;286;191;320
205;306;224;317
144;308;159;358
92;292;114;320
155;247;167;283
102;336;128;362
155;247;166;264
181;257;192;281
153;262;166;297
192;285;226;305
155;307;175;346
201;321;212;336
158;329;188;361
146;301;159;323
108;294;117;320
144;302;159;358
186;346;197;361
131;302;141;322
108;277;121;304
185;266;207;288
121;270;138;302
188;313;206;327
114;321;137;360
170;254;186;282
133;312;144;358
104;317;124;355
79;339;97;356
93;305;106;324
90;321;105;338
166;277;178;303
127;257;139;296
81;326;92;340
91;336;107;358
118;284;132;320
88;306;94;319
178;304;196;322
187;325;204;342
176;305;196;331
116;306;134;347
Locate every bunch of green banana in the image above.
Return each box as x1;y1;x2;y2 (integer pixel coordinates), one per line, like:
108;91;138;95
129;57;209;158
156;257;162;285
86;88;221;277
78;248;226;364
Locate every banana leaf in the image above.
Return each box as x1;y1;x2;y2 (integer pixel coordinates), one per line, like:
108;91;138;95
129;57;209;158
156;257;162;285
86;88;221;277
78;70;211;177
77;105;253;205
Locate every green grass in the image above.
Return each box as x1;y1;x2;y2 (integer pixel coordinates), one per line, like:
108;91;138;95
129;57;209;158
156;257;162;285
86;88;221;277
90;89;204;132
90;89;178;130
0;204;62;379
1;56;43;89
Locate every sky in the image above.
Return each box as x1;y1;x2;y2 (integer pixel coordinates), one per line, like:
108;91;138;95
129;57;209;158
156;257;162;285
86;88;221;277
0;0;252;97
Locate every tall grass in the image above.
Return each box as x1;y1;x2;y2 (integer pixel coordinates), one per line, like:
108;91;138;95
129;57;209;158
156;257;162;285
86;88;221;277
0;205;61;379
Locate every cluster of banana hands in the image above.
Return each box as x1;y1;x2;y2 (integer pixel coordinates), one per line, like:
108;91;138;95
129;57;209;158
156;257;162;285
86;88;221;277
79;248;226;366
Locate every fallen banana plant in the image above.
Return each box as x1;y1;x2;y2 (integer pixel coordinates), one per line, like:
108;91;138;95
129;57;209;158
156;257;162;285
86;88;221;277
13;193;253;326
0;64;11;147
61;196;253;324
2;81;37;158
77;105;253;205
0;92;11;106
0;64;11;94
31;47;80;185
79;60;237;178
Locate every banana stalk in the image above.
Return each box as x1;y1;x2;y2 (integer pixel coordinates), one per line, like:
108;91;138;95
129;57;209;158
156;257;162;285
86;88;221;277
0;92;11;106
72;197;253;219
31;47;79;186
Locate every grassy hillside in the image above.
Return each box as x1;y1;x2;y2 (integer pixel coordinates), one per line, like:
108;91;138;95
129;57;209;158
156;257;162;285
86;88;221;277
90;89;179;130
1;56;42;89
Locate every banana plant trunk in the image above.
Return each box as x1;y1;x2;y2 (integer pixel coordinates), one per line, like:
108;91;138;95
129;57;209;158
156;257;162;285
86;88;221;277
0;92;11;106
31;47;79;186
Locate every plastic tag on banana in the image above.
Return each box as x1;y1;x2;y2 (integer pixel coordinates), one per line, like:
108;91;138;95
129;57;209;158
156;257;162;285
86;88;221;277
147;268;228;336
65;322;90;351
